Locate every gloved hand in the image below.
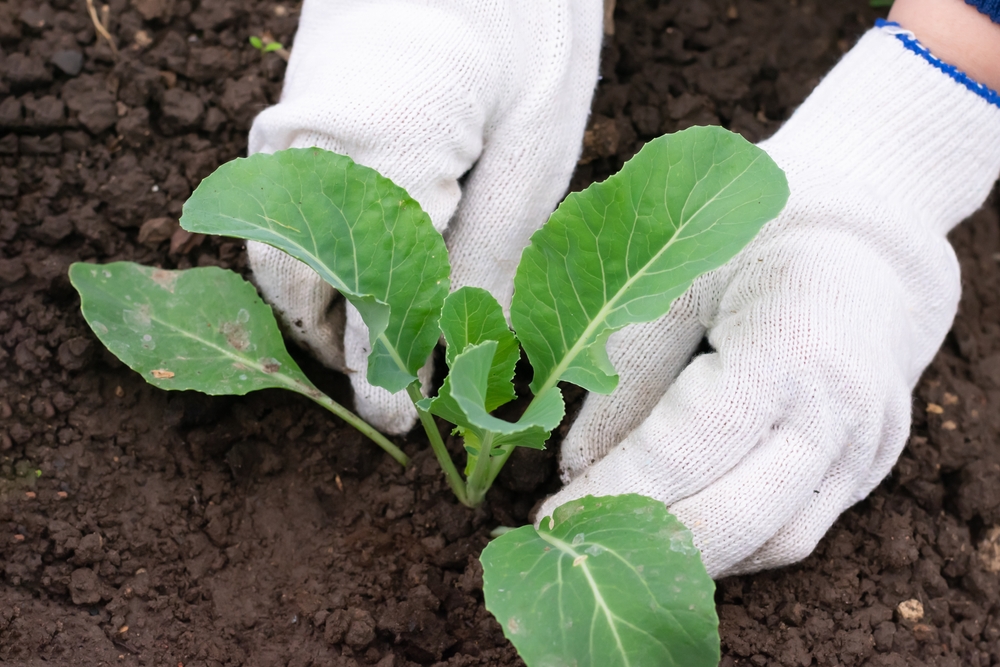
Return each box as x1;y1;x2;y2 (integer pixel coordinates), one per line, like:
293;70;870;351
541;25;1000;578
247;0;603;433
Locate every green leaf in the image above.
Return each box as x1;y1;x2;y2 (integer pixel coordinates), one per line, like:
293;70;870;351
439;286;519;412
69;262;319;398
512;126;789;395
493;386;564;450
419;341;496;431
418;342;563;452
249;35;264;49
180;148;450;394
264;41;284;52
481;494;719;667
454;386;564;477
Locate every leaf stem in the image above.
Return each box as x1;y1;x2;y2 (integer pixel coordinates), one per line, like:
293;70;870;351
407;382;470;507
306;390;410;466
464;431;495;507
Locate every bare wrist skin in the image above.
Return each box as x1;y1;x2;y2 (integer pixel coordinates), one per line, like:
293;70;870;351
889;0;1000;91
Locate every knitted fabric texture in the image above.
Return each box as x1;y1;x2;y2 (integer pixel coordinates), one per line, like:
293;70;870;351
965;0;1000;23
541;25;1000;578
246;0;603;433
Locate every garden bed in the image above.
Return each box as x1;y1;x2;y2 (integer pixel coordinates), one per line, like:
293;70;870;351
1;0;999;665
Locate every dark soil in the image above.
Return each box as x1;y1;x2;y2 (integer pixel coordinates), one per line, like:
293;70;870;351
2;0;998;666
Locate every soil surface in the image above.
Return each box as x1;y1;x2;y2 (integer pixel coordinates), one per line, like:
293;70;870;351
2;1;999;666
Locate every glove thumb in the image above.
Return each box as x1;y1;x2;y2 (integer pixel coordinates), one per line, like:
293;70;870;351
343;303;432;435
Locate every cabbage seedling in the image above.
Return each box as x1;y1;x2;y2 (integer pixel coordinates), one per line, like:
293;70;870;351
249;35;285;53
71;125;788;666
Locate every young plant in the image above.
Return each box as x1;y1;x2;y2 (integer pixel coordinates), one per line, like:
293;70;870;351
70;125;788;666
249;34;285;54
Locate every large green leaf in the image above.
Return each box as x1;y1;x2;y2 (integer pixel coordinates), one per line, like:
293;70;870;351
512;126;788;395
69;262;318;397
439;287;519;412
481;495;719;667
180;148;450;393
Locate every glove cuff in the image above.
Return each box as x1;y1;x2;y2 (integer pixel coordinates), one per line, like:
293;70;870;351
875;19;1000;107
965;0;1000;23
761;24;1000;236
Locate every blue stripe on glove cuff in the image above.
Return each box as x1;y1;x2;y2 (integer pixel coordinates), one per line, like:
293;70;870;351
876;19;1000;109
965;0;1000;24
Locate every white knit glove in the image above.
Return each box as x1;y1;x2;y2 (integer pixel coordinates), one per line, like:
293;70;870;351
540;26;1000;578
247;0;603;433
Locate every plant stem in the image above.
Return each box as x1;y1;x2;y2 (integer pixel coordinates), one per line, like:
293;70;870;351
85;0;118;58
486;443;514;488
484;390;560;488
464;431;495;507
407;382;469;507
307;391;410;466
489;525;517;538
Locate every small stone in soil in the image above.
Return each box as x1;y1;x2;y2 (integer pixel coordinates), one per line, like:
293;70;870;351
897;599;924;623
50;50;83;76
979;526;1000;573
